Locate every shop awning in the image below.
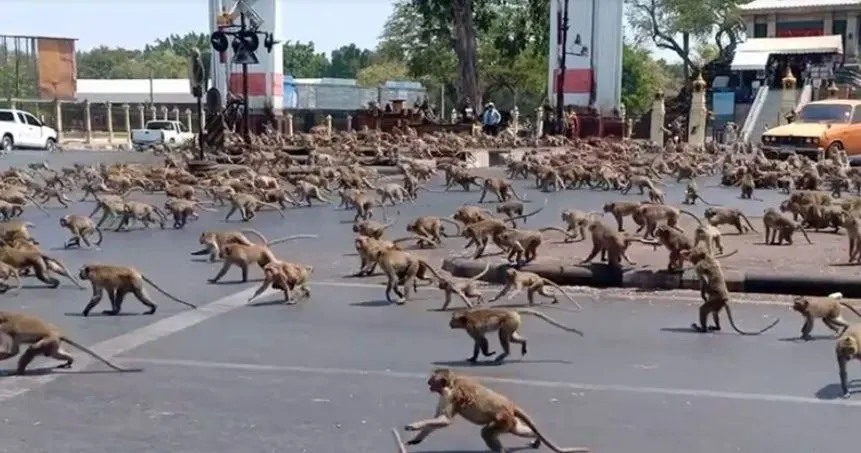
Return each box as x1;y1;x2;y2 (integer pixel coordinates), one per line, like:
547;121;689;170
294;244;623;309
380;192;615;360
731;51;771;71
736;35;843;55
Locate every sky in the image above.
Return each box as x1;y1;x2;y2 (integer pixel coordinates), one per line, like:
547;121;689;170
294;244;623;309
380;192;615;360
2;0;678;60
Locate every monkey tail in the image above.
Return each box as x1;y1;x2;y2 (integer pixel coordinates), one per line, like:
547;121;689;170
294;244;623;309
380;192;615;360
60;337;143;372
713;249;739;260
509;198;548;221
510;186;529;202
839;302;861;318
120;187;144;198
93;227;103;246
740;213;759;233
543;279;583;310
439;217;463;235
517;308;584;336
262;202;286;218
513;408;590;453
24;195;50;217
697;195;717;206
43;256;85;289
723;304;780;336
467;262;491;282
267;234;319;246
539;226;576;240
678;209;702;226
240;228;270;244
797;226;814;244
391;427;408;453
140;275;197;309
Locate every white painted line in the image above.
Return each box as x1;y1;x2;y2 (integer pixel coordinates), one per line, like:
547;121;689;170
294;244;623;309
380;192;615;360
121;357;861;408
0;286;258;403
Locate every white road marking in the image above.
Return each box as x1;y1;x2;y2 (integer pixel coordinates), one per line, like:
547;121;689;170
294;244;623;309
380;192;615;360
121;356;861;408
0;279;789;403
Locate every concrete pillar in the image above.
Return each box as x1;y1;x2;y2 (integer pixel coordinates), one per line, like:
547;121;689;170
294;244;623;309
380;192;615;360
688;73;707;145
83;99;92;145
172;107;180;122
160;106;168;121
767;13;776;37
185;109;193;132
535;106;544;138
780;68;798;125
745;19;755;38
325;114;332;136
53;99;63;142
346;115;353;131
451;108;458;125
824;12;834;37
122;104;131;145
9;100;16;110
848;14;859;59
105;102;114;144
512;106;520;134
650;91;666;144
138;105;145;128
285;113;294;137
149;105;157;121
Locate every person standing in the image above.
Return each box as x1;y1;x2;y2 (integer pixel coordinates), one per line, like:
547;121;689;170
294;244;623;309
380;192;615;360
480;102;502;135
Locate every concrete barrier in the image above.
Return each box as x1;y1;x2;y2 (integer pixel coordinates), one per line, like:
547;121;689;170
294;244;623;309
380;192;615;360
442;258;860;297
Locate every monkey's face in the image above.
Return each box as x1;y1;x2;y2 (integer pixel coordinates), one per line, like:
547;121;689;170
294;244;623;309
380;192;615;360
78;266;90;281
449;313;467;329
427;369;452;394
602;203;614;213
59;217;68;228
406;223;415;233
703;208;715;219
791;298;809;313
352;224;361;233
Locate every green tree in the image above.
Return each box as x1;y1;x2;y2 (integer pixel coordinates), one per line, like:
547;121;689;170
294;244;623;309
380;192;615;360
325;44;374;78
77;47;143;78
144;32;213;79
357;60;410;86
0;56;38;98
621;44;666;117
282;41;330;78
625;0;744;81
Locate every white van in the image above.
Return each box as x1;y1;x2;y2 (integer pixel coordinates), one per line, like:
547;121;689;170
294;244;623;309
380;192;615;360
0;109;59;152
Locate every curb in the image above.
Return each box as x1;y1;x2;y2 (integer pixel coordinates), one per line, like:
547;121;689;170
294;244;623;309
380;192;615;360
442;258;861;298
59;143;128;151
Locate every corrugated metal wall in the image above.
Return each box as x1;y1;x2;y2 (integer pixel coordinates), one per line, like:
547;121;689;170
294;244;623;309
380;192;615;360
36;37;77;100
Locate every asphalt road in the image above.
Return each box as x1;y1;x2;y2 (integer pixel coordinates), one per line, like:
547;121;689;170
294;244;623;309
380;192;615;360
0;150;853;453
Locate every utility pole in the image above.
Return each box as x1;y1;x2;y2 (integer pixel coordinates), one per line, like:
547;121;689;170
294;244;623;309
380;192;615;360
240;12;251;142
555;0;570;132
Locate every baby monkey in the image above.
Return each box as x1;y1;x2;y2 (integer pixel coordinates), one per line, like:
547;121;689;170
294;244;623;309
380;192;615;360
403;368;589;452
59;214;103;248
246;260;313;305
438;262;490;310
489;268;582;308
792;292;861;340
449;307;584;364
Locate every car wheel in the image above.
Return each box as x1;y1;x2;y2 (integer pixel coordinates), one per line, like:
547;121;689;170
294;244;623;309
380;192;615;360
1;135;12;152
827;142;844;159
45;138;57;153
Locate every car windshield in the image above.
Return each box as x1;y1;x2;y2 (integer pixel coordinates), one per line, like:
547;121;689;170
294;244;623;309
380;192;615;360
796;104;852;124
146;121;174;130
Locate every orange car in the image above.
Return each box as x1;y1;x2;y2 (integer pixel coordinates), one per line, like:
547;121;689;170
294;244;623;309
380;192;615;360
760;99;861;160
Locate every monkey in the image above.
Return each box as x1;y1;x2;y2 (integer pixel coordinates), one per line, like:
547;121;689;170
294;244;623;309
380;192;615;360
646;224;695;271
632;204;697;239
836;324;861;398
373;182;413;206
438;262;490;310
246;260;314;305
620;174;663;195
647;187;666;204
0;244;82;289
352;235;417;276
445;170;485;192
375;248;445;304
693;223;726;256
354;219;396;240
225;193;286;222
35;186;72;208
115;201;167;231
0;200;25;220
78;264;197;316
0;220;37;244
292;180;331;206
59;214;103;248
494;228;569;265
762;207;813;245
792;292;861;340
703;206;758;234
682;180;715;205
193;229;269;262
845;213;861;264
581;220;638;268
0;311;143;375
495;201;526;227
349;192;389;222
164;198;217;229
406;215;462;246
402;368;590;452
449;307;584;364
259;187;300;209
0;261;22;294
462;201;548;258
478;177;527;203
738;172;764;201
559;209;601;242
488;268;582;308
392;427;408;453
602;200;646;232
682;246;780;335
452;205;495;225
208;243;280;283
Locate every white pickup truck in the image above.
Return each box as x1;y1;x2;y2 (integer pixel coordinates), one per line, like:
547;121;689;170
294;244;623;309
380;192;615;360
130;120;195;149
0;108;59;152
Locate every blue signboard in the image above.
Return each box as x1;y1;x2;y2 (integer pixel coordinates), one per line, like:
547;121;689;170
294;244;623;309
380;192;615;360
712;91;736;123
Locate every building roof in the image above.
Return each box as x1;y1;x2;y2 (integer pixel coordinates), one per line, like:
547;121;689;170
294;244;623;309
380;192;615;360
739;0;861;11
75;79;205;104
736;35;843;54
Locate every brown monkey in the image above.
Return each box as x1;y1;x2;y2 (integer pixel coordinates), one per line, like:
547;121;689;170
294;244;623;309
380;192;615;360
496;201;526;226
739;173;763;201
208;243;279;283
449;307;584;364
581;220;638;268
438;262;490;310
115;201;167;231
0;244;80;289
845;214;861;263
392;427;408;453
0;261;22;294
406;215;462;246
36;186;72;208
352;235;417;276
762;207;813;245
164;198;217;229
620;174;663;195
647;187;666;204
0;311;142;374
353;219;396;240
452;205;495;225
225;193;285;222
0;220;37;244
78;264;197;316
375;248;444;304
59;214;102;248
246;260;314;305
682;246;780;335
194;230;315;262
648;224;694;271
836;323;861;398
0;200;24;220
632;204;696;239
703;207;758;234
682;180;715;205
602;200;644;232
488;268;582;308
792;292;861;340
478;177;527;203
402;368;589;452
559;209;601;241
